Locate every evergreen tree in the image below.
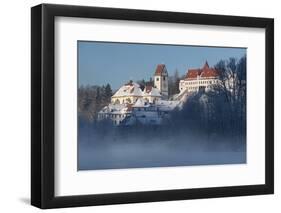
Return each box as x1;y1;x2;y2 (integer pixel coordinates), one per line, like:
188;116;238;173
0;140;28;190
105;83;112;100
168;69;181;97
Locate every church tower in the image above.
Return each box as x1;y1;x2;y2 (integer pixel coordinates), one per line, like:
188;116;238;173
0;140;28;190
154;64;169;99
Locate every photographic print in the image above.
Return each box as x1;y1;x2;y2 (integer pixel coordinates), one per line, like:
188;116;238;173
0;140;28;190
31;4;274;208
78;41;247;170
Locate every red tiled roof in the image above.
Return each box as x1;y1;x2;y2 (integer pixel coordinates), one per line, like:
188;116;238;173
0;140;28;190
201;68;219;78
185;61;218;79
186;69;201;79
154;64;166;76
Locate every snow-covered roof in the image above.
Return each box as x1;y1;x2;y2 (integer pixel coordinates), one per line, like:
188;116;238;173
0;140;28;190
142;86;161;97
112;81;162;99
112;81;143;98
99;104;132;114
155;100;180;111
133;98;149;108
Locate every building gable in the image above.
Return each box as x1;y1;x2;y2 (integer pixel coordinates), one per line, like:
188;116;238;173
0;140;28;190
154;64;167;76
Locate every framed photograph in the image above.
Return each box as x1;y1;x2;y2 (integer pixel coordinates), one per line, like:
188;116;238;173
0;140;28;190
31;4;274;209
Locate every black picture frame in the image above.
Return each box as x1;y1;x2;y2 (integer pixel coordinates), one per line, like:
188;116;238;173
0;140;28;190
31;3;274;209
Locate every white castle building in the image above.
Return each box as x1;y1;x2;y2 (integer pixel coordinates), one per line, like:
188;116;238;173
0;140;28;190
179;61;219;93
98;64;180;125
98;62;221;126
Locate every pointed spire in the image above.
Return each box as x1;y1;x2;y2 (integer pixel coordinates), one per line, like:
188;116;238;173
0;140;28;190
203;61;209;69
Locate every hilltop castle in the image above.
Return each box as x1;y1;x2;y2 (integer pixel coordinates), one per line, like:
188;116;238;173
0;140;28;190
98;62;219;125
179;61;219;93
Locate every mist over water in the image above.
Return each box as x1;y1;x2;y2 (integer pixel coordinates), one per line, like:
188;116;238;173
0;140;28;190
78;123;246;170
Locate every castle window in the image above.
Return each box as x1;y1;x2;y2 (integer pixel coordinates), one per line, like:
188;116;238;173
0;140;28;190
163;76;166;80
156;77;159;81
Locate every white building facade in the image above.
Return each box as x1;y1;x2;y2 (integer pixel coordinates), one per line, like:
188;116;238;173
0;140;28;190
179;62;220;93
111;81;162;105
154;64;169;99
97;103;132;125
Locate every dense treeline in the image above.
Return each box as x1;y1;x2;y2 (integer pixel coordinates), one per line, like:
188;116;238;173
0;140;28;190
78;84;112;122
169;56;246;140
168;69;182;96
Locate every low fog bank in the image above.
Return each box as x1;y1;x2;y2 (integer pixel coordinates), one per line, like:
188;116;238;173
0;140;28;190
79;143;245;170
78;122;246;170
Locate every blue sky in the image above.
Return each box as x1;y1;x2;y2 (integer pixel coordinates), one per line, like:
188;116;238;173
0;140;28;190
78;41;246;90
